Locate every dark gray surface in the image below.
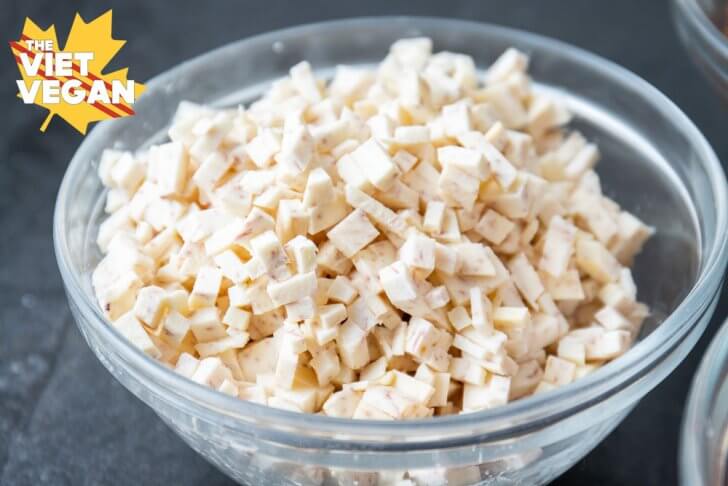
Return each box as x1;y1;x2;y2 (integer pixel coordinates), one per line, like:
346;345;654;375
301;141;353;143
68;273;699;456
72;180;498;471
1;1;727;485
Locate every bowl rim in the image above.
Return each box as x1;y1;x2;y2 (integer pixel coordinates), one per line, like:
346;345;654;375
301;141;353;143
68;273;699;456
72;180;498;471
681;313;728;485
674;0;728;59
54;16;728;442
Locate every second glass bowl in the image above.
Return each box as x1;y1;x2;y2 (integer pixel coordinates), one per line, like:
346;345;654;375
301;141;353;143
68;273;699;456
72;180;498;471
673;0;728;99
682;310;728;486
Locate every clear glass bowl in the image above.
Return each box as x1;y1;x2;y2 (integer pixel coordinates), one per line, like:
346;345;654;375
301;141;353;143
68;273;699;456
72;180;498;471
54;18;728;486
672;0;728;99
681;315;728;486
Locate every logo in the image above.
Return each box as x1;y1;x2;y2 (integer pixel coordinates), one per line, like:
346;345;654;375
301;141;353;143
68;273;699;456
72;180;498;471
10;10;145;134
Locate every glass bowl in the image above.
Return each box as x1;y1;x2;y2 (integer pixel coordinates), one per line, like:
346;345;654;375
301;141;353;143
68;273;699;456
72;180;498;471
681;314;728;486
54;17;728;486
672;0;728;99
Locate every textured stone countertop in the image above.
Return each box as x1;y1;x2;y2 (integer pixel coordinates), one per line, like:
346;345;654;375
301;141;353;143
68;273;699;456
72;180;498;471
1;1;727;484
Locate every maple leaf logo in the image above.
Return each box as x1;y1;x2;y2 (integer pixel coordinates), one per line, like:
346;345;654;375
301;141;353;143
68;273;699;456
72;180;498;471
9;10;145;134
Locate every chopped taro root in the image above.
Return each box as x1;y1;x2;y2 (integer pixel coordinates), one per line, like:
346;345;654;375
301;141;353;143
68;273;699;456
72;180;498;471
92;38;652;419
